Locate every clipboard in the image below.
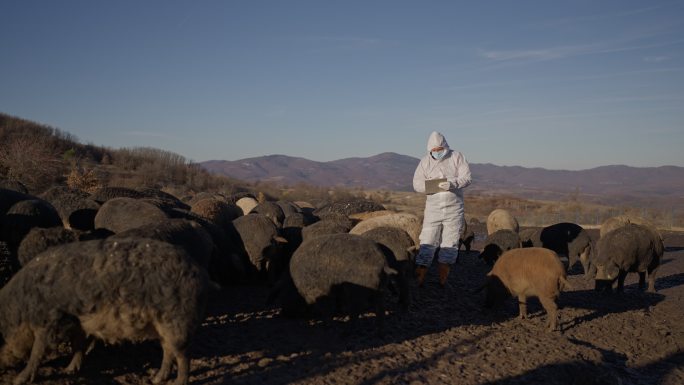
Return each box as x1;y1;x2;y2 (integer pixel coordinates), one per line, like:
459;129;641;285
425;178;447;194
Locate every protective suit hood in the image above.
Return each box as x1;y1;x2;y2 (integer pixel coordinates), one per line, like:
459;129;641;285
427;131;450;153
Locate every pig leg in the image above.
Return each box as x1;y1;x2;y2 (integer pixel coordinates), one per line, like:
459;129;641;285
155;341;190;385
154;337;190;385
154;325;191;385
568;254;577;272
173;349;190;385
579;247;591;274
341;287;361;332
347;308;361;331
647;265;659;293
64;329;89;374
373;290;386;337
616;270;628;293
638;272;646;290
152;336;180;384
0;325;34;369
517;295;527;319
13;327;47;385
539;296;559;331
594;280;605;292
398;272;410;313
152;341;173;384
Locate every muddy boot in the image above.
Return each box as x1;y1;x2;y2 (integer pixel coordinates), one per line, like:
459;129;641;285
438;263;450;287
415;266;428;287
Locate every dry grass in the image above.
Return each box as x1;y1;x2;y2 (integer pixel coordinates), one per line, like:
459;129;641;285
372;189;683;231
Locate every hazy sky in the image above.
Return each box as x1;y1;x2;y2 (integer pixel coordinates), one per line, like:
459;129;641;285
2;1;683;170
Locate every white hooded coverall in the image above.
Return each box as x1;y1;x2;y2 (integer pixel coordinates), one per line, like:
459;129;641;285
413;131;472;266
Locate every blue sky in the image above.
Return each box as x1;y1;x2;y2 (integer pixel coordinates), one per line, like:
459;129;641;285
1;0;683;170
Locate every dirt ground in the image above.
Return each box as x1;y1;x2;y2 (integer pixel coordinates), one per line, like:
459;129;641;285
2;226;682;385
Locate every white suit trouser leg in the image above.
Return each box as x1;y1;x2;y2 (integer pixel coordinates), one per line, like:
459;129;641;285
437;215;461;264
416;195;463;267
416;214;461;266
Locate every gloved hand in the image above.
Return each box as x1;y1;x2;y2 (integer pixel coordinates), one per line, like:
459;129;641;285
438;181;451;191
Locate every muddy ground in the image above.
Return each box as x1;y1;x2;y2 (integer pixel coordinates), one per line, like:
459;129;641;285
2;226;683;385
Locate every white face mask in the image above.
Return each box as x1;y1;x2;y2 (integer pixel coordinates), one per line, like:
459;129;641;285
431;149;447;160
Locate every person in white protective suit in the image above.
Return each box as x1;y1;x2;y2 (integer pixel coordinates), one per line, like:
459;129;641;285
413;131;472;287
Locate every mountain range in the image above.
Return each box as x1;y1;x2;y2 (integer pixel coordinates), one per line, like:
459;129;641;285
201;153;684;208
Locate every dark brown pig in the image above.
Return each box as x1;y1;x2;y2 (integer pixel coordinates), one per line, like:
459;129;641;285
591;223;662;293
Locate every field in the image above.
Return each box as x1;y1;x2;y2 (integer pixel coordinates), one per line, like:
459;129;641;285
378;190;684;231
2;104;683;385
2;224;682;385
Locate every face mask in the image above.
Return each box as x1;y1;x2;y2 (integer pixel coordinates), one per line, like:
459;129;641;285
431;149;447;160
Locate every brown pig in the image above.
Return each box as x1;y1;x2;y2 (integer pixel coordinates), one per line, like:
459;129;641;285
482;247;571;331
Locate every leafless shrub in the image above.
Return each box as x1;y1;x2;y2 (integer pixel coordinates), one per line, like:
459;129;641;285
66;165;102;193
0;134;65;192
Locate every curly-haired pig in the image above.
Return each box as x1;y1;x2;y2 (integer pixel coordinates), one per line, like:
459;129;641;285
251;201;286;227
301;219;351;241
524;222;593;273
269;233;397;334
93;197;168;233
1;199;62;254
600;215;658;239
478;229;521;266
0;238;209;385
590;223;662;293
17;227;78;267
486;208;519;235
89;186;144;204
232;214;288;283
111;218;215;269
191;198;243;229
481;247;571;331
39;186;100;231
360;226;417;311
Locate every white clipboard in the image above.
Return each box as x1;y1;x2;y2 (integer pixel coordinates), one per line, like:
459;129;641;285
425;178;447;194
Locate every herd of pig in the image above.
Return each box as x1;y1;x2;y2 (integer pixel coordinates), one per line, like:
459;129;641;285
0;186;664;385
478;209;663;331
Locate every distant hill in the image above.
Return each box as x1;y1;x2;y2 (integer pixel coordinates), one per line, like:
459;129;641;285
202;153;684;208
201;152;420;191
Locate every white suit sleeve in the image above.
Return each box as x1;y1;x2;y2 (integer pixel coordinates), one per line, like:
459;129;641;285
453;152;471;189
413;159;426;193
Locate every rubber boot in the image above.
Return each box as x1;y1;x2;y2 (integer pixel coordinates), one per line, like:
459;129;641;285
438;263;450;287
415;266;428;287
